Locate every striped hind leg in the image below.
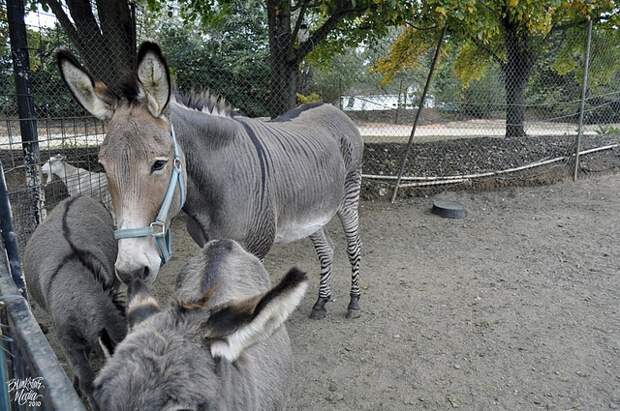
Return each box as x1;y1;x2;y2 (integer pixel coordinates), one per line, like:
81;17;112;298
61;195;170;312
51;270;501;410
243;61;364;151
309;228;334;319
338;169;362;319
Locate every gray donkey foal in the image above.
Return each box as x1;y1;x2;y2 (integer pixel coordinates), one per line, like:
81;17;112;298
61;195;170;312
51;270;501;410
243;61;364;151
94;239;307;411
24;196;126;407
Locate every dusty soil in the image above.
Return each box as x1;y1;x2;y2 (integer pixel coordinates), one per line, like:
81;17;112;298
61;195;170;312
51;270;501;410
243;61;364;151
34;173;618;410
276;175;620;410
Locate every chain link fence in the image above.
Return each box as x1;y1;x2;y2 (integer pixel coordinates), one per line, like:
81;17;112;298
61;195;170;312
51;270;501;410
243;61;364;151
1;0;111;249
136;4;619;198
0;1;618;246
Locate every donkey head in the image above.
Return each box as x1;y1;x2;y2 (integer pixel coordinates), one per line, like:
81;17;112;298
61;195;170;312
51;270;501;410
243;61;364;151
57;42;187;284
94;267;308;411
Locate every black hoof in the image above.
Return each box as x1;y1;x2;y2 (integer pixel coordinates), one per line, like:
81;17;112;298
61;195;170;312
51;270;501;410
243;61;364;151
345;294;361;319
310;296;330;320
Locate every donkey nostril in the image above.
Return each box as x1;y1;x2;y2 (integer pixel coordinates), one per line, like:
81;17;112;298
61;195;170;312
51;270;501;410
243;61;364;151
115;269;130;284
141;267;150;280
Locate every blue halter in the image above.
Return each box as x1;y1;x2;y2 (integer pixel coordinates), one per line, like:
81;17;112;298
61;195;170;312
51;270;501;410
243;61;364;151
113;123;186;265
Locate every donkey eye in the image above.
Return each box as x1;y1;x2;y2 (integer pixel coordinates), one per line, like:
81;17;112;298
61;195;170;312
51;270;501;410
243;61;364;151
151;159;168;173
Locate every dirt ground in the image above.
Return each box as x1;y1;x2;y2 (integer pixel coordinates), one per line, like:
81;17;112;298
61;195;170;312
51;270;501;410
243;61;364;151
31;174;620;410
144;174;619;410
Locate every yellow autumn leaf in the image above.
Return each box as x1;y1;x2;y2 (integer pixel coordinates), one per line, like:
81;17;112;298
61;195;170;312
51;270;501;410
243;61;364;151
371;27;434;86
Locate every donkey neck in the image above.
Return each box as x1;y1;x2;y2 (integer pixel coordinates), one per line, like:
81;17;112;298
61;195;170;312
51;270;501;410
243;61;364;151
169;102;239;147
168;102;242;175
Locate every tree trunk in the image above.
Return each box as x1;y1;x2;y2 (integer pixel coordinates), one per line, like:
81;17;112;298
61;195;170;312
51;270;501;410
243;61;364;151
269;57;299;117
265;0;370;117
502;13;534;138
45;0;136;90
503;62;530;138
266;0;298;117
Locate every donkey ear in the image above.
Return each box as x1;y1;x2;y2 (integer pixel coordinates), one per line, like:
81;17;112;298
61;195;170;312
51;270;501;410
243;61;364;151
136;42;171;118
56;49;115;120
207;268;308;362
126;277;160;328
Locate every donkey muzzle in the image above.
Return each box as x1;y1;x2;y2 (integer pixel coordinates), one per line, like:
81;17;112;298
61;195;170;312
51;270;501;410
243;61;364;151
115;267;150;284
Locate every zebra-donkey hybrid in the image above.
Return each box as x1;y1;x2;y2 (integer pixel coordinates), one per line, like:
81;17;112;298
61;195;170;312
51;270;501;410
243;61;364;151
57;42;364;319
94;239;308;410
23;196;126;408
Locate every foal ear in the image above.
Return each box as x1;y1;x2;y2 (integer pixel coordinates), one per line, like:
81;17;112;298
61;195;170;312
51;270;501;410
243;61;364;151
136;42;171;118
126;277;160;328
56;49;114;120
207;268;308;362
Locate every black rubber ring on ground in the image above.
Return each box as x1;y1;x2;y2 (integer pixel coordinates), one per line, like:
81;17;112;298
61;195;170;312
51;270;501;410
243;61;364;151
431;200;466;219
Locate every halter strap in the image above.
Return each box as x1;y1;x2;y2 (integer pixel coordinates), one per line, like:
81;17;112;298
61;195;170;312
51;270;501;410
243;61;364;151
113;123;186;264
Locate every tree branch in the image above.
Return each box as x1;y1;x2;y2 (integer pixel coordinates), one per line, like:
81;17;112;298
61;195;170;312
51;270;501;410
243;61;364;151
66;0;103;38
478;2;498;16
291;0;319;12
404;21;439;31
293;2;370;62
291;0;308;44
466;33;505;67
95;0;135;68
545;14;608;40
42;0;80;48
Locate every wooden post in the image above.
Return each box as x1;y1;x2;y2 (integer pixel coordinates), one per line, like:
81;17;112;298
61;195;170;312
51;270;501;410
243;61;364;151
391;24;447;203
574;18;593;181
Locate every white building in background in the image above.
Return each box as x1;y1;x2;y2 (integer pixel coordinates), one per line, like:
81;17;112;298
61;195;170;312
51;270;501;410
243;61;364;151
341;92;435;111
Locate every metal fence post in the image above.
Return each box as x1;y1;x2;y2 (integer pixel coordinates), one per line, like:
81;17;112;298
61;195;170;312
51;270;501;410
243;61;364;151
0;161;26;299
0;302;10;411
7;0;46;225
573;18;593;181
391;24;447;203
0;256;87;410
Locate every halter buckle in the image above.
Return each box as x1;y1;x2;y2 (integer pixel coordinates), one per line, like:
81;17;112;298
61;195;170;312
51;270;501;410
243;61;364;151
173;157;182;171
149;221;166;237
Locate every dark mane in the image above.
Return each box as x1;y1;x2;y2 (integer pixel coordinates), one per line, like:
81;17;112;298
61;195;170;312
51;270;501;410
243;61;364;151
105;74;235;118
116;73;140;103
94;71;142;104
174;89;234;117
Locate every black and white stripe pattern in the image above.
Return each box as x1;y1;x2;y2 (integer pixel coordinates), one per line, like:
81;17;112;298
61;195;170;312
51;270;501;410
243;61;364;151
309;228;334;300
338;169;362;299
